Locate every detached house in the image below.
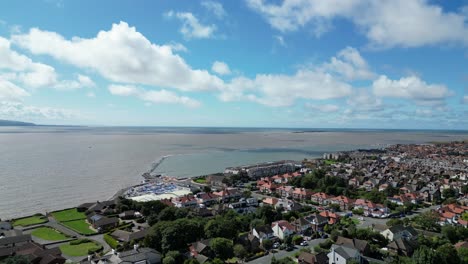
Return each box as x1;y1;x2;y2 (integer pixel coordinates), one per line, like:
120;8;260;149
311;193;333;205
381;225;418;241
292;188;313;200
329;196;354;211
252;226;275;242
271;220;295;240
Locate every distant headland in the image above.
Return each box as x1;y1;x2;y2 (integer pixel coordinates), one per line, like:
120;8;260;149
0;119;36;126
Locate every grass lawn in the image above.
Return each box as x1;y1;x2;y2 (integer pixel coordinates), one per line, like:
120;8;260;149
61;219;96;235
60;241;102;256
13;215;48;227
324;159;336;165
51;208;86;222
352;218;360;225
31;227;69;241
194;178;207;184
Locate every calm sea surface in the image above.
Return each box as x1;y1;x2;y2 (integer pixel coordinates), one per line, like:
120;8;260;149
0;126;467;219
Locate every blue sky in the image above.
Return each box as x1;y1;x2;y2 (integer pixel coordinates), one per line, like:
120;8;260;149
0;0;467;129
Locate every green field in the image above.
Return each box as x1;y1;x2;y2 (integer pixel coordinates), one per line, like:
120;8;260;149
60;241;102;256
31;227;69;241
13;215;48;227
61;220;96;235
324;159;337;165
51;208;86;222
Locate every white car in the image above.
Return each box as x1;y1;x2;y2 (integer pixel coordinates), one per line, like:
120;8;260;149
300;241;308;246
358;217;364;221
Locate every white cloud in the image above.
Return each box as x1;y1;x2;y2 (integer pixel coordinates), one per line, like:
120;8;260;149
0;101;81;121
274;35;286;47
372;75;452;102
222;69;352;107
0;79;30;100
323;47;375;80
211;61;231;75
0;36;58;88
347;88;384;112
108;84;139;96
108;84;200;108
305;103;339;112
463;95;468;104
12;22;224;92
0;37;94;91
202;1;227;18
166;11;217;39
246;0;468;48
167;42;188;53
86;92;96;98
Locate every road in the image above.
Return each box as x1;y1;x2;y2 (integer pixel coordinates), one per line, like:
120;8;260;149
356;205;439;229
247;239;325;264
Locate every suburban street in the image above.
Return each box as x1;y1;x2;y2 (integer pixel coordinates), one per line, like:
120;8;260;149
248;239;326;264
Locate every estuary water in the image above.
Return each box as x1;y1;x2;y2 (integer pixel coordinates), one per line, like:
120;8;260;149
0;126;467;219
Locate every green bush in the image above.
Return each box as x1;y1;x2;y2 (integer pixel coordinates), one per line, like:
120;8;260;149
104;234;119;249
70;238;91;245
87;245;103;255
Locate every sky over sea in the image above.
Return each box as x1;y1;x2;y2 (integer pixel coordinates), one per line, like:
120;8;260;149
0;0;467;129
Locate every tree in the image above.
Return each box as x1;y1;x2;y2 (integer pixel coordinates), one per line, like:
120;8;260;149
242;190;252;198
436;243;460;264
386;218;404;227
165;251;183;263
459;247;468;264
203;186;212;193
262;239;273;250
233;244;247;259
256;205;281;224
412;211;440;232
1;255;29;264
162;256;176;264
210;238;233;260
442;225;459;243
412;245;437;264
184;259;200;264
292;235;303;245
158;207;188;222
250;218;264;230
204;215;238;240
443;188;458;199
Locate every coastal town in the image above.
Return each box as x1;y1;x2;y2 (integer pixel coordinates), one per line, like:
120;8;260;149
1;141;467;264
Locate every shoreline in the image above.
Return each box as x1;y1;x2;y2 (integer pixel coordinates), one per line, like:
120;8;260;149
6;139;468;221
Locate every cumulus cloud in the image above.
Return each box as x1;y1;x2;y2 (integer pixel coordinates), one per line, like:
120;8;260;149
323;46;375;80
222;69;352;107
0;79;30;100
202;1;227;18
372;75;452;103
12;22;224;92
0;101;82;121
108;84;200;108
211;61;231;75
167;42;188;53
246;0;468;48
53;74;95;90
166;11;217;39
0;36;58;88
347;88;384;112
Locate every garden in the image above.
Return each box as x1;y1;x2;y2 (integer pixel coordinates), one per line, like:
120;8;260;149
59;239;102;256
30;227;69;241
13;214;48;227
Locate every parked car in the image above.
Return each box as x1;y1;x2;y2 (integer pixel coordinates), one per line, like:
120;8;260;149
273;242;280;249
300;241;308;246
358;216;364;221
286;245;294;251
